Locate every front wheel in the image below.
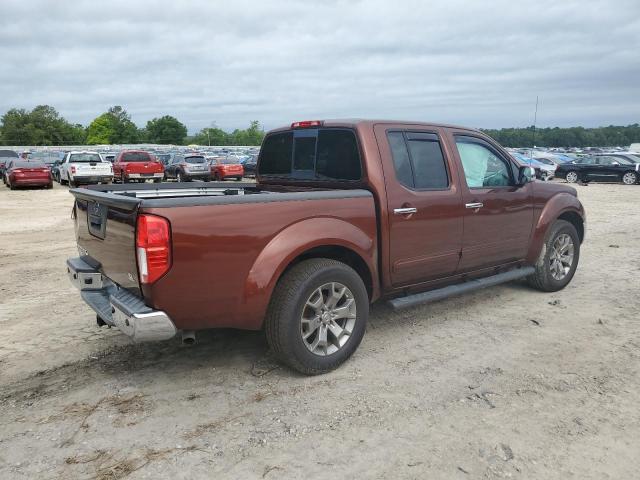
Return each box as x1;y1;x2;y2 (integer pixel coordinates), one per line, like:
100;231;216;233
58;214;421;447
622;172;638;185
265;258;369;375
565;171;579;183
528;220;580;292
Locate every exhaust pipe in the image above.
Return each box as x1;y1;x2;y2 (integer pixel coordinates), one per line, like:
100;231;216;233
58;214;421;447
181;330;196;345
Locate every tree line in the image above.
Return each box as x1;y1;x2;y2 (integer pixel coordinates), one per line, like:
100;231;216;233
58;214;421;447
0;105;265;146
1;105;638;148
481;124;640;148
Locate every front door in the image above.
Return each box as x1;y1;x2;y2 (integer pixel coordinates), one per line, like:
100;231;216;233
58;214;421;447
375;125;464;287
448;133;534;272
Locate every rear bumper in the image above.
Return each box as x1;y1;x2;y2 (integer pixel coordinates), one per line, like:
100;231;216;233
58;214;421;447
72;174;113;183
184;171;211;179
66;257;177;342
11;177;51;185
126;172;164;179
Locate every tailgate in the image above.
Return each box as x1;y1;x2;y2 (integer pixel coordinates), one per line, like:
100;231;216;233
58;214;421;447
75;162;111;175
72;189;142;294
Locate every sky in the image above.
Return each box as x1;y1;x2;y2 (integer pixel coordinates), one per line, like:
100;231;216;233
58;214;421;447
1;0;639;133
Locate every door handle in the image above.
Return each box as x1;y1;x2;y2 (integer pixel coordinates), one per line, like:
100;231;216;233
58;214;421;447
465;202;484;209
394;207;417;215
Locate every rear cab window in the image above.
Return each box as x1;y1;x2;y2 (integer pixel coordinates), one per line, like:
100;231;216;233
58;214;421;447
121;152;151;162
258;128;362;182
387;131;449;189
69;153;102;163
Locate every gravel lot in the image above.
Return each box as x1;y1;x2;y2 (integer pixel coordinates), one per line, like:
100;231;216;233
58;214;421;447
1;181;639;479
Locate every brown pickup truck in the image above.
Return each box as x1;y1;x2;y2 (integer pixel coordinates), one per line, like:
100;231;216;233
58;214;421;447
67;119;585;374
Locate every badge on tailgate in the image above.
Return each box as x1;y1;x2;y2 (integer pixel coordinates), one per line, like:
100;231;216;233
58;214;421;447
87;201;108;239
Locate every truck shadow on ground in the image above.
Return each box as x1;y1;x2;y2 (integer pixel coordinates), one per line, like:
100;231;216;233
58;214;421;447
2;282;535;405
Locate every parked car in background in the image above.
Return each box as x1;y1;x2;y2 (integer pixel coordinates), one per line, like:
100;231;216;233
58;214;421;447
165;154;211;182
113;150;164;184
243;154;258;177
103;154;116;163
209;155;244;180
155;153;173;166
59;151;114;187
4;160;52;190
0;149;19;180
67;119;585;374
28;151;63;172
556;155;639;185
511;153;556;181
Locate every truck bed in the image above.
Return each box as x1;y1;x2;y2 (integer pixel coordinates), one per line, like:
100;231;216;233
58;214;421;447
70;182;377;331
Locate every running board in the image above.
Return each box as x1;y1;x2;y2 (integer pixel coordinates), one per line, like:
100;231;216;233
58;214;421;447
387;267;535;311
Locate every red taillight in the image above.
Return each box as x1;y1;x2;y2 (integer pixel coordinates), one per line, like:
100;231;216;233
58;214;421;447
136;214;171;284
291;120;323;129
71;166;76;174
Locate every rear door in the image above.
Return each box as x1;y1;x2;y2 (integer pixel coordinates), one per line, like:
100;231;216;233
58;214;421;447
374;124;464;287
447;132;534;272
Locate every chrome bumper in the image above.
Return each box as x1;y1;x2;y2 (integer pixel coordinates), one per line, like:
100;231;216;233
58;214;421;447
126;173;163;179
66;257;177;342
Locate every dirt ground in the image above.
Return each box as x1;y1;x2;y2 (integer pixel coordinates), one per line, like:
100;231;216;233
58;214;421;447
0;180;639;480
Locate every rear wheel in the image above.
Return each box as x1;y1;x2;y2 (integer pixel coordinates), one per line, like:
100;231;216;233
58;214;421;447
565;171;579;183
622;171;638;185
68;176;77;188
528;220;580;292
177;171;184;182
265;258;369;375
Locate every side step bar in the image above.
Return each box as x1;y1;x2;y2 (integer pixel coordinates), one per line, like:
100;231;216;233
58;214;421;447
388;267;535;311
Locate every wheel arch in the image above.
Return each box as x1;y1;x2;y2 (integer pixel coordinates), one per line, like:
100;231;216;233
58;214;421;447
242;217;379;329
526;192;585;263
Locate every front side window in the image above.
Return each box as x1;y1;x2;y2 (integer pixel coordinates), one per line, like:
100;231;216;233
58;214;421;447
455;138;512;188
387;131;449;189
258;129;361;181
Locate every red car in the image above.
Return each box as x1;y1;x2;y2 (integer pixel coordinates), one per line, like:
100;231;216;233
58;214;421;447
209;156;244;181
4;160;52;190
113;150;164;183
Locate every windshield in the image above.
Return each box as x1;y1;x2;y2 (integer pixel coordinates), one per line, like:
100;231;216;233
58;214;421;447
185;156;206;164
69;153;102;163
258;128;361;181
121;152;151;162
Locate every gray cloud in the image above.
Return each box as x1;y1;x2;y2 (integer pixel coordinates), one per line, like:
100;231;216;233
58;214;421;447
1;0;639;132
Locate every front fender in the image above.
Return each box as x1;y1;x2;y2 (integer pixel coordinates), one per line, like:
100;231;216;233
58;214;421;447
526;192;585;263
241;217;377;329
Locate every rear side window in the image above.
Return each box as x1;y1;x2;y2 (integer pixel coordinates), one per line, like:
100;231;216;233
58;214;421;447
259;129;361;181
387;131;449;189
0;150;18;158
121;152;151;162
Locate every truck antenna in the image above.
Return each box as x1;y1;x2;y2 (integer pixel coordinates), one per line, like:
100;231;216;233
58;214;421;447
531;95;539;157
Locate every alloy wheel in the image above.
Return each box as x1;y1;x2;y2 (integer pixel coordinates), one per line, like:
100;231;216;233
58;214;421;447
300;282;357;356
622;172;637;185
566;171;578;183
549;233;574;280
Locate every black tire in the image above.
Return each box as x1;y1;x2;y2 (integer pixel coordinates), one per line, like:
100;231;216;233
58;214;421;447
265;258;369;375
69;178;77;188
527;220;580;292
46;182;53;189
177;171;184;182
153;178;161;184
236;177;242;181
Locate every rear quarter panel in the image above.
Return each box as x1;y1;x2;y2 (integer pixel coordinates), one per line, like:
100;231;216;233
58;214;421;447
141;194;377;330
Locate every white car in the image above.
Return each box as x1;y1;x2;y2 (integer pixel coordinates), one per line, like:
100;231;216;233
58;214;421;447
58;151;114;187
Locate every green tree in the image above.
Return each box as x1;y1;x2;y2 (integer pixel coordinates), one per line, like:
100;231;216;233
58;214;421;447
85;106;140;144
0;105;86;145
145;115;188;144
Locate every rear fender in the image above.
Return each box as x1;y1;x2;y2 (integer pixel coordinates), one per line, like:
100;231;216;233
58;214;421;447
242;217;377;329
526;192;585;263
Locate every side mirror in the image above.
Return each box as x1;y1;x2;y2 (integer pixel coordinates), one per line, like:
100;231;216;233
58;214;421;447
518;166;535;185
